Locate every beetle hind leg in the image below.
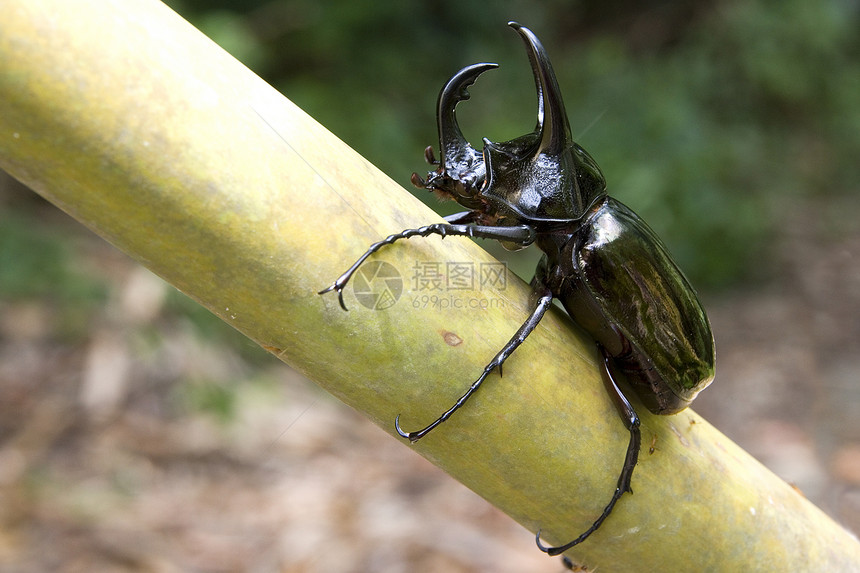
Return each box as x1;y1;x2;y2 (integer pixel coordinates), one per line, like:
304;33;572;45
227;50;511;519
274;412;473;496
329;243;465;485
536;346;641;556
396;285;554;442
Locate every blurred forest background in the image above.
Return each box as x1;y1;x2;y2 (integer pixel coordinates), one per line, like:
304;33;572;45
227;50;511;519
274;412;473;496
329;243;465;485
1;1;860;571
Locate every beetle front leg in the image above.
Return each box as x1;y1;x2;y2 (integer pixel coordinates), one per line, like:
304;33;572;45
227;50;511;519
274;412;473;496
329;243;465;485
318;221;535;310
536;346;641;556
395;284;554;442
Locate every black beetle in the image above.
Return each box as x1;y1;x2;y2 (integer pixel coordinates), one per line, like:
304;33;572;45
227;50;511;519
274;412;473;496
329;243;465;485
320;22;715;557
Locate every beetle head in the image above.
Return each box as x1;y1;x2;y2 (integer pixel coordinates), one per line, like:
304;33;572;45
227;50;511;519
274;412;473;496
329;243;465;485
412;22;607;223
410;62;498;211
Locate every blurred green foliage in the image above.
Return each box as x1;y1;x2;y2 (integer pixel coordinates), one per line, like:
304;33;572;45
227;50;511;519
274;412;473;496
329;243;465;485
164;0;860;289
0;209;107;338
175;377;238;422
0;213;101;302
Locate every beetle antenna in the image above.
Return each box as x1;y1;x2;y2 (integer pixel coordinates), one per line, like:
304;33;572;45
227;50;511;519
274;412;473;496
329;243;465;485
410;172;427;188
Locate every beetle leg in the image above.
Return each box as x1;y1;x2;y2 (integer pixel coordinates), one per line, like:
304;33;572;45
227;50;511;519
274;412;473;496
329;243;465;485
319;223;536;310
536;346;641;556
396;284;553;442
598;347;641;496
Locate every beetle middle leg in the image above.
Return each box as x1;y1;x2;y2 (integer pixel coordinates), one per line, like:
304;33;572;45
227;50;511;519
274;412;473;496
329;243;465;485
319;217;535;310
536;346;641;556
396;283;554;442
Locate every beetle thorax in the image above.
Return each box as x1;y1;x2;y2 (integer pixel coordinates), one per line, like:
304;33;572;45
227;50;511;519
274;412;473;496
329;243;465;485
480;138;606;222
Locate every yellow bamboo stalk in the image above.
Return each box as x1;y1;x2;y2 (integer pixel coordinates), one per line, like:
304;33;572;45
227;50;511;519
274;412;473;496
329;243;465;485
1;1;858;569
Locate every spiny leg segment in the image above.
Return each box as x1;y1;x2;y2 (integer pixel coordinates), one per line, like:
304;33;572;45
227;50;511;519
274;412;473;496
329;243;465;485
535;347;641;555
396;285;554;442
318;214;534;310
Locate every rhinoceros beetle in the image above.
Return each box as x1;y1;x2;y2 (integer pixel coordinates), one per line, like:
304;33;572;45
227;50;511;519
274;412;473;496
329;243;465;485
320;22;715;558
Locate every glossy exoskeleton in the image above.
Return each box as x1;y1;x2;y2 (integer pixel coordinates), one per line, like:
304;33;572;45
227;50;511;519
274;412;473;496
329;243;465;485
320;22;715;557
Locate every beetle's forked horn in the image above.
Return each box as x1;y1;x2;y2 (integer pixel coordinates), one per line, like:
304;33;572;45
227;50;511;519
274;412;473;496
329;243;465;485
508;22;572;157
435;62;497;177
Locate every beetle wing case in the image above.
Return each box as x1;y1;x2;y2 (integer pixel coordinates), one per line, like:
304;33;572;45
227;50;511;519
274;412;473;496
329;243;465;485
567;197;716;414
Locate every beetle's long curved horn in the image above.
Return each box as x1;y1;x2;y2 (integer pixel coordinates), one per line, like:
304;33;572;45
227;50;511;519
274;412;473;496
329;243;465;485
436;62;498;173
509;22;571;156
